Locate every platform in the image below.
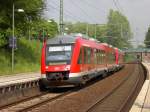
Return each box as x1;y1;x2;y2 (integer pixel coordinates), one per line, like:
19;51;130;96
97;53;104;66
0;72;40;87
130;63;150;112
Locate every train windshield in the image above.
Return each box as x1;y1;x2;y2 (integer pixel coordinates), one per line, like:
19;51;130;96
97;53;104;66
46;44;73;65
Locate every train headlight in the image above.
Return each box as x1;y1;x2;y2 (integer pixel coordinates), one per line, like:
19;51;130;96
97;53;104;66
41;74;46;78
65;66;70;70
45;66;48;69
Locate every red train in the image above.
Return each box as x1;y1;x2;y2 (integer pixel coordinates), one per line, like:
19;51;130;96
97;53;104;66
40;35;124;89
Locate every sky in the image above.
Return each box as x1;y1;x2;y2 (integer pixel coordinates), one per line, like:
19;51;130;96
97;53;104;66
44;0;150;46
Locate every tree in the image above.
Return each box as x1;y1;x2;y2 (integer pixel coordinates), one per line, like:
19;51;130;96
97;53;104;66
31;19;58;40
66;22;87;34
0;0;44;47
106;9;133;48
65;22;108;40
144;26;150;48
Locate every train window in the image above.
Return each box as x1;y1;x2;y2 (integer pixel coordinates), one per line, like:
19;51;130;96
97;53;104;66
96;49;100;64
113;53;116;62
78;47;82;64
46;44;73;65
98;50;101;64
87;47;91;64
109;52;115;64
108;52;110;64
83;47;91;64
100;51;102;64
97;50;100;64
100;50;102;64
94;49;98;64
84;47;87;64
102;51;105;64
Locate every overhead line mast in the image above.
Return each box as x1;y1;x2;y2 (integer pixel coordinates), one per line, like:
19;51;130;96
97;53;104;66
59;0;64;35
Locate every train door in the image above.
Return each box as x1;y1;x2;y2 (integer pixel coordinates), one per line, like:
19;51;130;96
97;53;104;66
78;47;84;72
93;49;98;69
82;47;92;72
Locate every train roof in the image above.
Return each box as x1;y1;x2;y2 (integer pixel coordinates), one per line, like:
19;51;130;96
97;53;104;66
46;35;78;45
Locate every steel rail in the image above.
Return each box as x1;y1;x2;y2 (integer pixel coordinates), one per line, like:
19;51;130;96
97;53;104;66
19;90;74;112
118;64;146;112
86;64;139;112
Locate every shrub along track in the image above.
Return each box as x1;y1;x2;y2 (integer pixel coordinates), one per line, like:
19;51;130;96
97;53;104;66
0;63;146;112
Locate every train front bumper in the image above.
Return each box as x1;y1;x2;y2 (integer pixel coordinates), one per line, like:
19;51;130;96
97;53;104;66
40;73;84;87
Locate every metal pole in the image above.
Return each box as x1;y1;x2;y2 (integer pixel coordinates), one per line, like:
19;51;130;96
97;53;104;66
94;24;97;39
120;24;123;38
86;24;89;36
12;2;15;71
28;17;31;41
59;0;64;35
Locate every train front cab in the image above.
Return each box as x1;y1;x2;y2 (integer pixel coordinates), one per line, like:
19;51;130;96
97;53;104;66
40;39;76;89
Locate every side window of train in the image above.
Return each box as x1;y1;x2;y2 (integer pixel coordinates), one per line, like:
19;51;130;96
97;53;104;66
97;49;99;64
94;49;97;64
102;51;105;64
109;52;111;63
109;52;112;63
100;50;102;64
84;47;87;64
113;52;116;62
83;47;91;64
100;50;104;64
97;50;100;64
78;47;82;64
87;47;91;64
98;50;102;64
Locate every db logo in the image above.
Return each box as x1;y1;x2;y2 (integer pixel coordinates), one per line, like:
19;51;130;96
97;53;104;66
54;67;59;70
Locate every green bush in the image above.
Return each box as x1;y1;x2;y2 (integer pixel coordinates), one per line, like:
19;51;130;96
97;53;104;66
124;54;136;63
0;38;42;75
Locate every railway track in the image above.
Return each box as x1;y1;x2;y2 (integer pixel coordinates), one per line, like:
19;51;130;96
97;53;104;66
22;64;144;112
0;87;74;112
0;63;145;112
86;64;145;112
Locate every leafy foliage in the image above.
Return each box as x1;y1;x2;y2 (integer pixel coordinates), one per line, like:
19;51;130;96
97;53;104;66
0;0;59;74
0;0;58;47
65;10;132;49
30;19;58;40
144;26;150;48
107;9;133;48
0;0;42;47
65;22;108;39
0;38;42;75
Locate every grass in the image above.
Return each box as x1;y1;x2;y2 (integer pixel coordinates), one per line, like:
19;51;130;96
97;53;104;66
124;54;137;63
0;38;42;75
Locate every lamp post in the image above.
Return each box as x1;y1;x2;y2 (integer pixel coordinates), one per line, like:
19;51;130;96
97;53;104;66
59;0;64;35
12;2;24;71
12;2;15;71
86;23;89;36
64;27;69;35
27;16;32;41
